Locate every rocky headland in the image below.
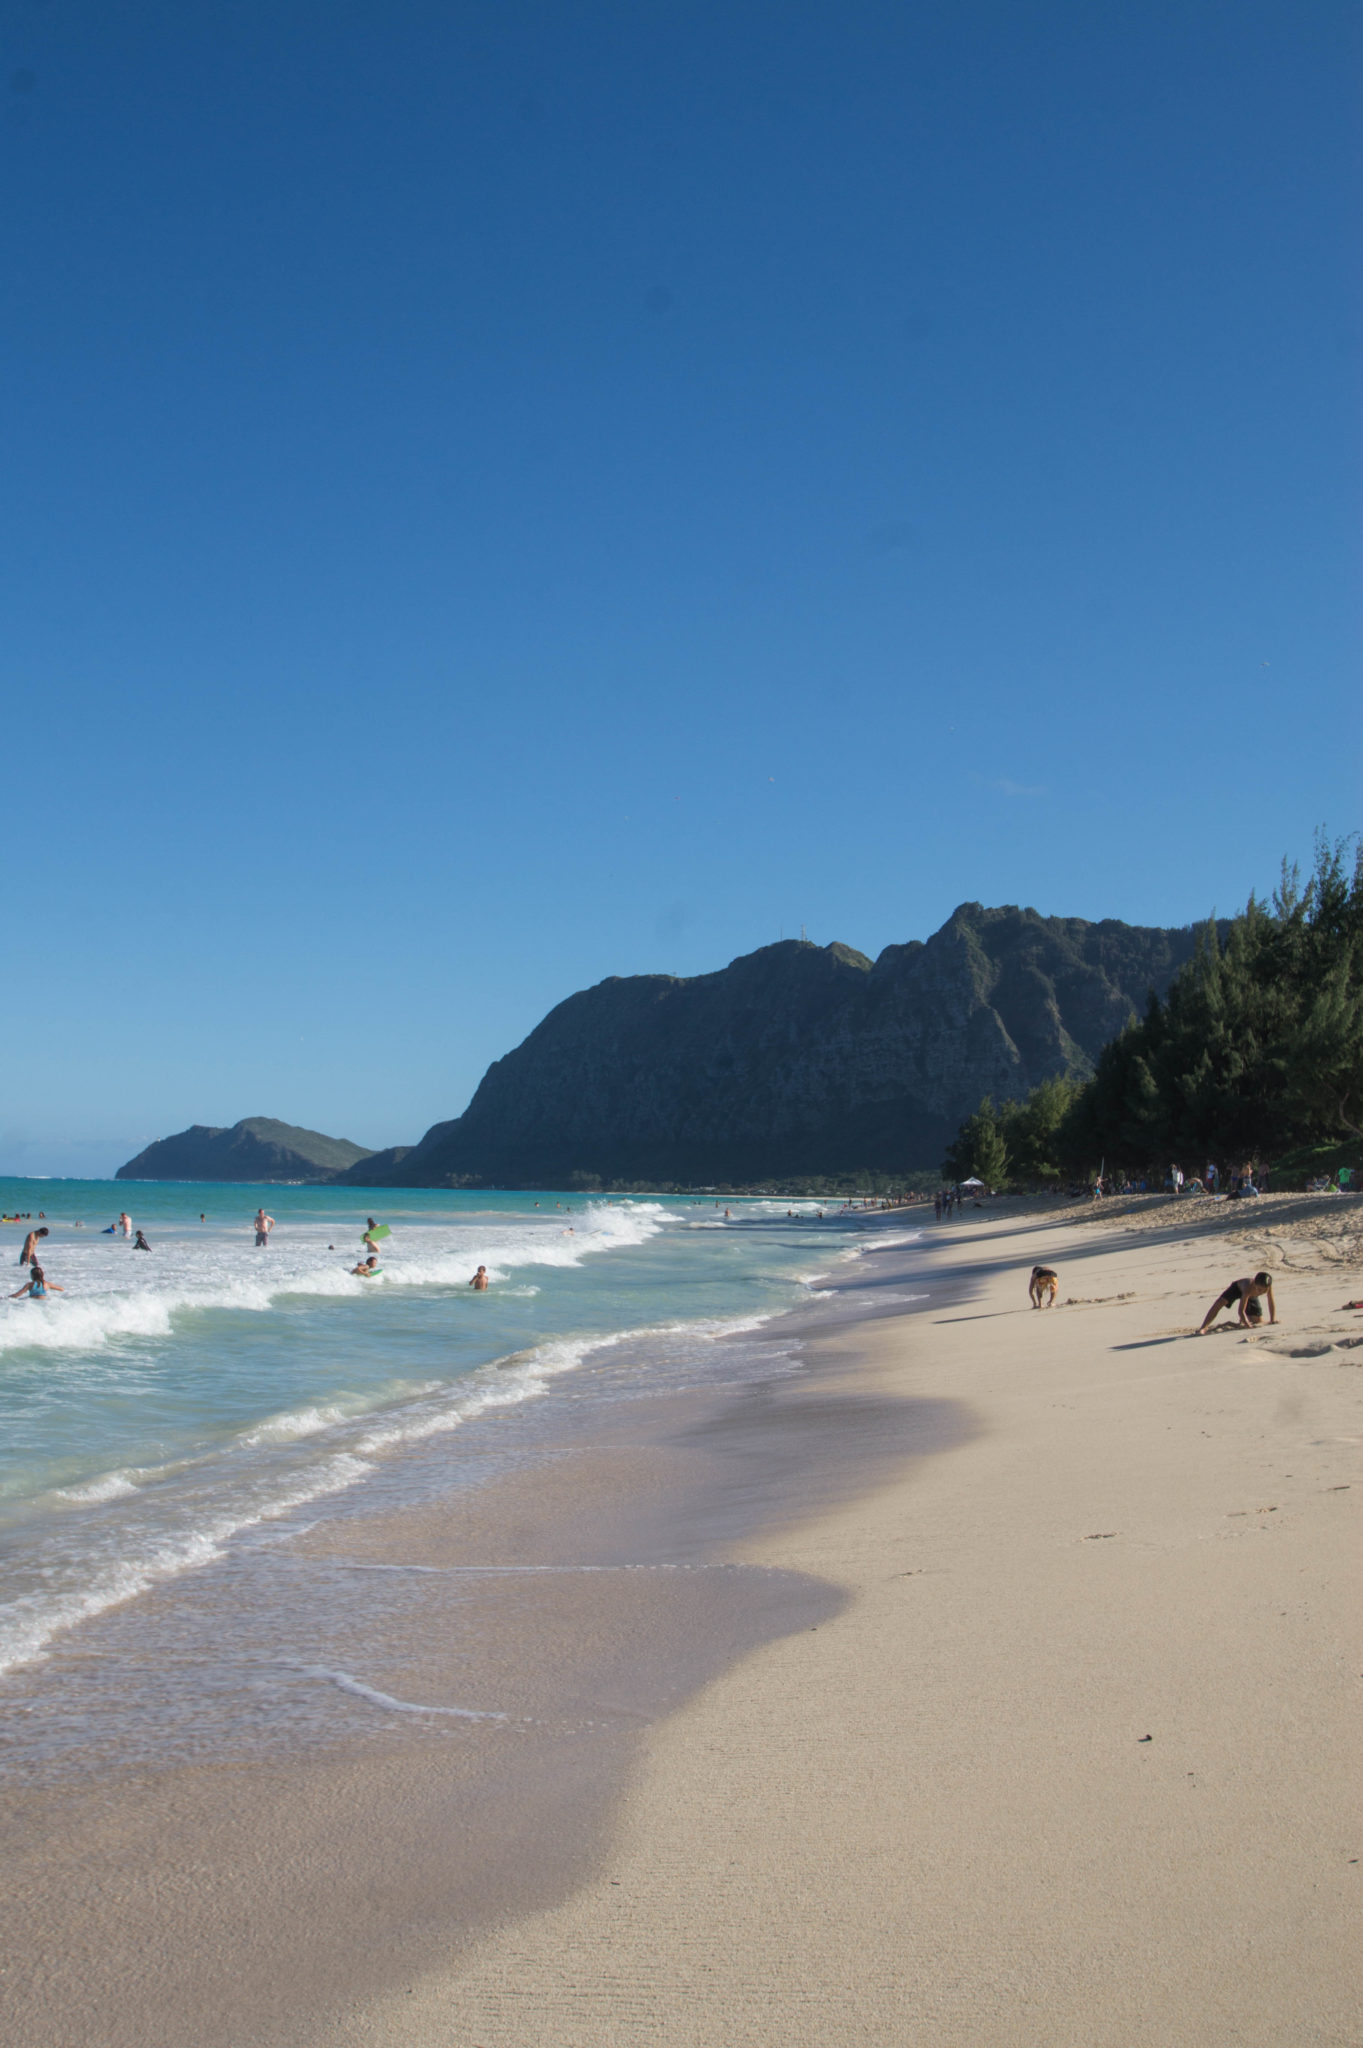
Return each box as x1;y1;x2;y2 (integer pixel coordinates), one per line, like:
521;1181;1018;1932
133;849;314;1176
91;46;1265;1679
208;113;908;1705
338;902;1217;1186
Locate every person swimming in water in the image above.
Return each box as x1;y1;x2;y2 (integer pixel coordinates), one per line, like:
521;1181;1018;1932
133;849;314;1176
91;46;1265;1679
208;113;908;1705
133;1229;151;1251
350;1254;381;1277
11;1262;63;1299
1198;1271;1276;1333
1028;1265;1059;1308
20;1226;48;1266
469;1265;489;1291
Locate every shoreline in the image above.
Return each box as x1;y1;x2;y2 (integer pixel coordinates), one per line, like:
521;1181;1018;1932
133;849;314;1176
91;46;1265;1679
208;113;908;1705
335;1193;1360;2047
5;1196;1358;2045
0;1214;960;2048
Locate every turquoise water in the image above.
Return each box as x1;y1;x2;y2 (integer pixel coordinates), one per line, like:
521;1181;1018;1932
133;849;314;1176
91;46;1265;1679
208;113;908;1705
0;1177;885;1678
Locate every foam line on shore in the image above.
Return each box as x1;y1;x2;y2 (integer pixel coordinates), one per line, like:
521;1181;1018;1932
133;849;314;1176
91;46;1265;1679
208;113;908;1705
309;1669;509;1722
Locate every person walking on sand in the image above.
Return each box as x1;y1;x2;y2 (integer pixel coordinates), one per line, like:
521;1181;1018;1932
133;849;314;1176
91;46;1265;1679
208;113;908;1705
1028;1265;1059;1308
469;1265;489;1291
20;1226;48;1265
253;1208;275;1248
1198;1271;1276;1334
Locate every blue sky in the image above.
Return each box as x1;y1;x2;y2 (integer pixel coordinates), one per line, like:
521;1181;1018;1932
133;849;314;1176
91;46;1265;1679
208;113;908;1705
4;1;1358;1176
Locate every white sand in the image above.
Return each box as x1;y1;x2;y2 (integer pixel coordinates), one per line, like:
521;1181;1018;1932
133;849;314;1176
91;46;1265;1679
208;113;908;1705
332;1201;1362;2047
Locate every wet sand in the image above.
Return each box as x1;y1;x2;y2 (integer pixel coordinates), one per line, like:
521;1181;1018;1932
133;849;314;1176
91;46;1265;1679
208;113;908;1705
329;1195;1362;2047
5;1195;1359;2046
0;1226;967;2048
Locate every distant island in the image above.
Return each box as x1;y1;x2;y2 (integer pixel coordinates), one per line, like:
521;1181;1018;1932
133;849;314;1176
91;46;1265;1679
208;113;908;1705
116;1118;375;1184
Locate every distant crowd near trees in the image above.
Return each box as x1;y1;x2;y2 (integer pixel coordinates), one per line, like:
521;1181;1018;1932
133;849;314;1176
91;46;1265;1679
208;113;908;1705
944;836;1363;1190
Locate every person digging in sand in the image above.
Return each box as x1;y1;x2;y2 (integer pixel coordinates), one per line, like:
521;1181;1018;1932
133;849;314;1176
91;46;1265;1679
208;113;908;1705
1028;1265;1059;1308
1198;1271;1276;1334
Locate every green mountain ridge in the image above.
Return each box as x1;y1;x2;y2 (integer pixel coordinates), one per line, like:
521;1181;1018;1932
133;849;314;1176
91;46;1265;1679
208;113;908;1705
335;901;1219;1187
121;905;1225;1187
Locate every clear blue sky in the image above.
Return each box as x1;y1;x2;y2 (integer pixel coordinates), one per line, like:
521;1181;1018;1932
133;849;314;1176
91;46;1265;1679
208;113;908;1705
4;1;1359;1176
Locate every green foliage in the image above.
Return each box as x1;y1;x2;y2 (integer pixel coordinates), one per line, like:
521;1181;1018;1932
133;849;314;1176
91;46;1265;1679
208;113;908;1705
1000;1075;1082;1183
943;1097;1010;1187
1061;835;1363;1166
944;836;1363;1178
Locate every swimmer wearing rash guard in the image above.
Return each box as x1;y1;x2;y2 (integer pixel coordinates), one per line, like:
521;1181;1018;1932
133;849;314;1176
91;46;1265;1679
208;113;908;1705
12;1263;63;1299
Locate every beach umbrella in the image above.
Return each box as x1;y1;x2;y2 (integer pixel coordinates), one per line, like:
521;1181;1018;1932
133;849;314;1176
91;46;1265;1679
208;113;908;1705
960;1176;985;1187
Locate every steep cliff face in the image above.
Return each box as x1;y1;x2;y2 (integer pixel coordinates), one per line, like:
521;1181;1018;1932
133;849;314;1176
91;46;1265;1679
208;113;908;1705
116;1118;374;1183
346;904;1212;1186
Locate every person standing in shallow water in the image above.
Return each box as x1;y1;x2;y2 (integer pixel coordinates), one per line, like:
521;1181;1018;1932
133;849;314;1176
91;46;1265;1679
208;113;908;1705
20;1225;48;1265
469;1266;489;1291
253;1208;275;1248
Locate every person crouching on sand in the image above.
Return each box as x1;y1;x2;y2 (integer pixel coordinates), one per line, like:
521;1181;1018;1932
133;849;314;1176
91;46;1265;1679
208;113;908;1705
469;1266;489;1291
1198;1271;1276;1333
1028;1265;1058;1308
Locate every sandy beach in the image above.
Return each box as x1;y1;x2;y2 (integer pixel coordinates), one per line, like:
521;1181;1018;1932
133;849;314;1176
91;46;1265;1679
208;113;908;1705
4;1193;1359;2046
329;1192;1361;2048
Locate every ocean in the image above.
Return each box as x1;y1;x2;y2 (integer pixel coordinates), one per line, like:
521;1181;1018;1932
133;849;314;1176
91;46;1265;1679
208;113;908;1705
0;1177;918;1774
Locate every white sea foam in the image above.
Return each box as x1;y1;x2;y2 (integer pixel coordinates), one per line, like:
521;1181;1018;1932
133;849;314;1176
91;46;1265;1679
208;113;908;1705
309;1668;507;1720
0;1193;891;1690
0;1452;374;1676
54;1472;140;1505
0;1200;669;1359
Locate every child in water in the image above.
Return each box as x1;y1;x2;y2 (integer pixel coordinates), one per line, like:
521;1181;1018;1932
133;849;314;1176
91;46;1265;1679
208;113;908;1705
11;1263;63;1299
